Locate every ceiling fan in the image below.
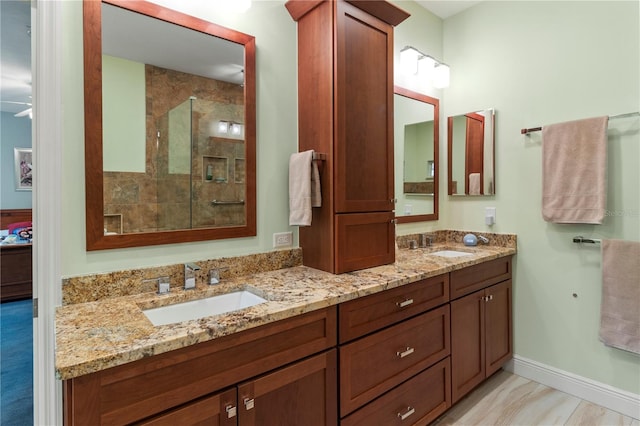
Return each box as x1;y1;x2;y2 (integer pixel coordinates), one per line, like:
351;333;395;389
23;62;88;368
1;100;32;118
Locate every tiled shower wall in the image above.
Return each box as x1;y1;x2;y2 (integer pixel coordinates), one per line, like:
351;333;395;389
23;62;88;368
103;64;245;233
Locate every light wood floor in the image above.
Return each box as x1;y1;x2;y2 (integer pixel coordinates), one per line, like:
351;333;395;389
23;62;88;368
433;370;639;426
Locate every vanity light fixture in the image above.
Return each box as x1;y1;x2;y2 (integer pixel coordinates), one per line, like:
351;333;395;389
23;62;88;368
400;45;450;88
432;62;450;89
218;120;229;134
400;46;423;75
230;122;243;136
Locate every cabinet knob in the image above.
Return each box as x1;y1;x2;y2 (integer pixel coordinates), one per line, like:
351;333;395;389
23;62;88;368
396;346;415;358
225;405;237;418
397;406;415;421
243;398;255;411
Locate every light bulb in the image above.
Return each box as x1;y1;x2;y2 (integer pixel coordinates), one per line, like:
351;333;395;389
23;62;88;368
432;63;450;89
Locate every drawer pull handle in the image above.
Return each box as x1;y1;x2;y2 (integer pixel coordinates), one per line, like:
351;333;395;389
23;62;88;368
397;406;415;420
397;298;414;308
244;398;255;411
225;405;237;418
396;347;415;358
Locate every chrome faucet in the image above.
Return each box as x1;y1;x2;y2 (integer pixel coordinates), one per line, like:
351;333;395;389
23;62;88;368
419;233;433;248
478;235;490;244
208;267;229;285
184;263;200;290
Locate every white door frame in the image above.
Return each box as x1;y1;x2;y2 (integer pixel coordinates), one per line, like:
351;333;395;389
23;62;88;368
32;0;63;424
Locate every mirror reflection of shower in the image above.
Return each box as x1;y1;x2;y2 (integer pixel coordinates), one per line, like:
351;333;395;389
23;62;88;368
163;96;246;230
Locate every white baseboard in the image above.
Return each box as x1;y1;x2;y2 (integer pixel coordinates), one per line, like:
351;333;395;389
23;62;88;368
504;356;640;420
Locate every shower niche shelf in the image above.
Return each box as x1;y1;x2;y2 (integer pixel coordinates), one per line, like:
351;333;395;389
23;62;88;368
203;156;228;183
234;158;245;184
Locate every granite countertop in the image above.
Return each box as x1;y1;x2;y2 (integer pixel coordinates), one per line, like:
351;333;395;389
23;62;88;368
55;242;516;380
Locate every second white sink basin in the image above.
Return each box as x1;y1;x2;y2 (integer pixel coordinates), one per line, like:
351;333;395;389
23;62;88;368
429;250;473;258
143;290;267;326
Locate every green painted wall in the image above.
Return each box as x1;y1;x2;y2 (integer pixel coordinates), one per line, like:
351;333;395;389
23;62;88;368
102;54;146;173
442;1;639;393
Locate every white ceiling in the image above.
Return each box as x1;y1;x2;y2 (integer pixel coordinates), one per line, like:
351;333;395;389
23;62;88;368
0;0;481;115
416;0;482;19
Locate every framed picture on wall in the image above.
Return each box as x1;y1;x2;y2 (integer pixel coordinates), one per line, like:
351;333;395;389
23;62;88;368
14;147;32;191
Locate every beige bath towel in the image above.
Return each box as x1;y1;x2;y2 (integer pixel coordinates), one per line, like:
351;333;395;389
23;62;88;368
289;150;321;226
542;116;608;224
599;239;640;354
469;173;481;195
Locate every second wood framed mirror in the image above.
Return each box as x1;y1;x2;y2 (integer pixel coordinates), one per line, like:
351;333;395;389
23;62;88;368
394;86;439;223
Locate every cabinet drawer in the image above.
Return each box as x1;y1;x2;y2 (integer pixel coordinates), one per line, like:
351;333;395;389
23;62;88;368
339;305;450;417
341;357;451;426
64;307;337;426
335;212;395;273
450;256;512;300
339;274;449;343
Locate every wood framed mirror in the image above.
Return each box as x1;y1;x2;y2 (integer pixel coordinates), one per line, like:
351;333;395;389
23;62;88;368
447;108;495;196
84;0;256;250
394;86;439;223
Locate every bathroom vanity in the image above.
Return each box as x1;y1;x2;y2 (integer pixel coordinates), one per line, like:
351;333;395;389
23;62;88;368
58;237;515;425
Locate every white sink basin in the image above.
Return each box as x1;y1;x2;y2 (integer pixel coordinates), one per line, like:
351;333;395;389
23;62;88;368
429;250;473;258
143;290;267;326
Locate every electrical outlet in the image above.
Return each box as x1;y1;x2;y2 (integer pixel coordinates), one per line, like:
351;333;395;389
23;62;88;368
273;232;293;248
485;207;496;225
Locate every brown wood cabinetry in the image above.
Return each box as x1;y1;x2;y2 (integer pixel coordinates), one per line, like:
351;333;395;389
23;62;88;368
341;357;451;426
0;244;32;302
63;257;513;425
64;308;336;425
340;305;450;417
237;350;337;426
138;389;237;426
451;262;513;404
286;0;409;273
339;274;449;343
139;351;337;426
338;273;451;422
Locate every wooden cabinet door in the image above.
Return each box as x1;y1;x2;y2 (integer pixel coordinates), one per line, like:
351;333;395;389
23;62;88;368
485;280;513;377
137;388;237;426
464;113;485;195
451;280;513;403
450;289;485;404
238;350;337;426
334;1;394;213
335;212;395;274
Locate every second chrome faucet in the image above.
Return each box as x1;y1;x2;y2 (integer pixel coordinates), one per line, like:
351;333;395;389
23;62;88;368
184;262;200;290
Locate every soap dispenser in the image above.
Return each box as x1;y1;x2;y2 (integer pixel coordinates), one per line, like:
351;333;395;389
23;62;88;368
463;233;478;246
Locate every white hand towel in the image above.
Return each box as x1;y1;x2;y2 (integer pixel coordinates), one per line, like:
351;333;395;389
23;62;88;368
289;150;321;226
469;173;481;195
599;239;640;354
542;116;608;224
